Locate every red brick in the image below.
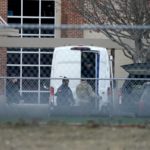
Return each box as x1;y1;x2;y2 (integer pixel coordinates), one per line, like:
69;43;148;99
61;0;84;37
0;0;7;94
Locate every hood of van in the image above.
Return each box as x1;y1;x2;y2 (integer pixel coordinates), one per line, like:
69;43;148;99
122;63;150;75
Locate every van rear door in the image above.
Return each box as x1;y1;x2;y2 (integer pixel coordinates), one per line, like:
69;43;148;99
50;48;81;98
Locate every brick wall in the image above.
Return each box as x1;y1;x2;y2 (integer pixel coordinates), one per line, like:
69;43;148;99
0;0;7;21
0;0;7;95
0;48;7;95
61;0;84;38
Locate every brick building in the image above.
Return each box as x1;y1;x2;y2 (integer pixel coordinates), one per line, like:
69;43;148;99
0;0;85;102
0;0;131;102
0;0;7;95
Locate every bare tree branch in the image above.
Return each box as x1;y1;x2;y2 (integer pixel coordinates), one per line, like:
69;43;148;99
68;0;150;63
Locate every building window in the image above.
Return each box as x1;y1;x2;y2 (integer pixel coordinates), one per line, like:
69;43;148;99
7;66;20;77
40;67;51;77
8;18;21;24
22;66;38;77
23;0;39;16
22;53;39;65
7;53;20;64
7;0;55;103
8;0;55;37
40;54;52;65
22;79;38;90
41;0;55;16
8;0;21;16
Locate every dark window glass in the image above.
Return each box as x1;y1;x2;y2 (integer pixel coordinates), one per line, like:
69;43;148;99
22;79;38;90
41;36;55;38
41;18;55;25
41;19;55;34
40;54;52;65
23;0;39;16
41;1;55;16
23;29;39;34
8;18;21;24
22;53;39;64
40;48;54;52
40;67;51;77
22;35;39;38
7;48;21;52
22;67;38;77
23;18;39;24
7;66;20;77
23;18;39;34
7;18;21;33
7;53;20;64
41;29;54;35
8;0;21;16
22;48;39;52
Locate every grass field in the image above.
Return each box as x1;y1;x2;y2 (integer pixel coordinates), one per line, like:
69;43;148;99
0;120;150;150
0;117;150;150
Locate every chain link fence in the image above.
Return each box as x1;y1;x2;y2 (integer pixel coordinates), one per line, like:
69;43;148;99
0;48;150;119
0;77;150;119
0;24;150;120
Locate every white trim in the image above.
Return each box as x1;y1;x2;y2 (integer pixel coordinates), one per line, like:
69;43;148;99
0;16;7;25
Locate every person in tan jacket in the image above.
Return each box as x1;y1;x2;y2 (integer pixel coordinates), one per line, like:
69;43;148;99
76;79;100;108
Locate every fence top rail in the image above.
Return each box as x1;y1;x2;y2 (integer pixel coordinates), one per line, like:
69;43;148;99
0;77;150;80
1;24;150;30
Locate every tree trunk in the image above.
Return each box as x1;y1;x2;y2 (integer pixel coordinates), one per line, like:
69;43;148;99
134;38;145;63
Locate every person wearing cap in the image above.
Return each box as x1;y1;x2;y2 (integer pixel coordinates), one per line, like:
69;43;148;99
55;77;74;106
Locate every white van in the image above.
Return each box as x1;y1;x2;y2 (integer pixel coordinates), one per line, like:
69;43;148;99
50;46;112;111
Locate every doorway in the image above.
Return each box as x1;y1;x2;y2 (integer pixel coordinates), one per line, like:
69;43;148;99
81;51;99;93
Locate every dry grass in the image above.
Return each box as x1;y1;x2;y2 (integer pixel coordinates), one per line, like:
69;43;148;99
0;122;150;150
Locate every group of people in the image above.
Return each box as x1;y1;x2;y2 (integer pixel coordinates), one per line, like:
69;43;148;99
55;77;100;108
6;75;100;108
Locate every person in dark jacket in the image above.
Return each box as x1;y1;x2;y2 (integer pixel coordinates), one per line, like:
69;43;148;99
7;77;20;103
55;77;74;106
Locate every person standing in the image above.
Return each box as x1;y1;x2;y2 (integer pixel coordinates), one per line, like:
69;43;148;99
55;77;74;106
76;79;100;108
7;76;20;103
82;61;95;91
